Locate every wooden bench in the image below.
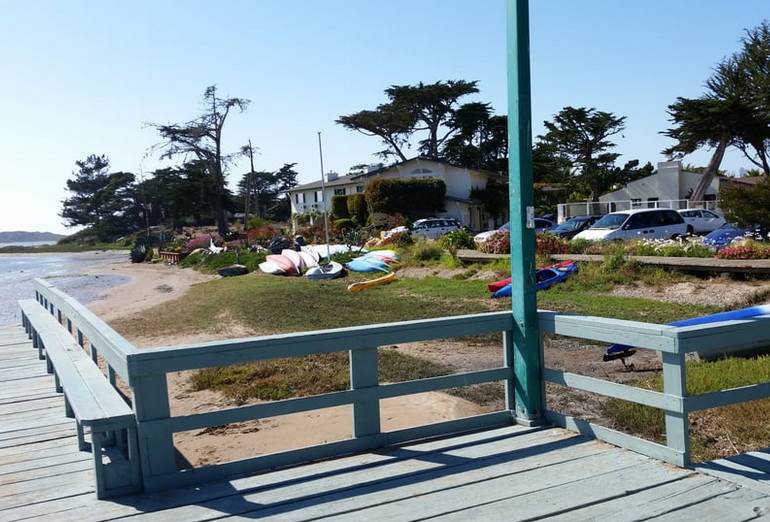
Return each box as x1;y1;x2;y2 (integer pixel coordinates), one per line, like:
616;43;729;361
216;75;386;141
19;299;141;499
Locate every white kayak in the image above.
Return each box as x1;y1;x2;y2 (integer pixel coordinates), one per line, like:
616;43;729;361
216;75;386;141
305;261;344;280
258;260;286;275
298;250;318;269
305;244;366;260
301;246;321;264
282;249;305;272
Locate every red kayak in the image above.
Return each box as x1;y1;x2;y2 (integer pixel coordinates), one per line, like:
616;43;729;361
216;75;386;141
487;260;576;293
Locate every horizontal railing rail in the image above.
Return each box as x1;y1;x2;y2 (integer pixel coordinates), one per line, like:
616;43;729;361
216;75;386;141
18;280;770;494
34;278;136;381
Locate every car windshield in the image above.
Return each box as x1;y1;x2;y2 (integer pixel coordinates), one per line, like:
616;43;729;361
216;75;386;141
553;219;585;232
591;213;628;230
718;223;740;231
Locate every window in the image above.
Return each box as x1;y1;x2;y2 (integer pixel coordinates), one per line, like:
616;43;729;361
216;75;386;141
410;168;433;175
334;188;346;196
356;185;365;193
315;190;323;202
702;210;719;219
295;193;305;204
680;210;698;218
624;213;647;230
631;198;642;208
647;197;659;208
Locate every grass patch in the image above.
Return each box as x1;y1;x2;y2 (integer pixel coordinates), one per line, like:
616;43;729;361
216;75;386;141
181;250;267;273
604;355;770;461
191;349;452;404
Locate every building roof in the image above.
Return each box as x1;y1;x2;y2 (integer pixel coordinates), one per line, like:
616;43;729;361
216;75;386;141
287;157;503;193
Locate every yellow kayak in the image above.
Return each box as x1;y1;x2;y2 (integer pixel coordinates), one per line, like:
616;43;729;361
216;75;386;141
347;272;396;292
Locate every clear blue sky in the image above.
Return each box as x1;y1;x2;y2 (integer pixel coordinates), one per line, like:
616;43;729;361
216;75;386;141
1;0;767;234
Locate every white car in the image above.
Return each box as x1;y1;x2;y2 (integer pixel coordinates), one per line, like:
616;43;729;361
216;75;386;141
383;218;461;241
574;209;688;241
677;209;726;234
474;219;554;244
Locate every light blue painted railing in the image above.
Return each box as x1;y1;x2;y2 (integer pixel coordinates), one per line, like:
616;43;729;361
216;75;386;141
27;278;770;494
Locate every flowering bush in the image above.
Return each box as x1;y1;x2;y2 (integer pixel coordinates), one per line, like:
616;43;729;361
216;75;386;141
247;225;277;246
479;231;510;254
626;238;714;258
716;242;770;260
439;229;475;250
536;233;568;255
184;235;214;253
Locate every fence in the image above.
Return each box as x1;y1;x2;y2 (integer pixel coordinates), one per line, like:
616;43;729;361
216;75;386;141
557;199;720;223
26;278;770;495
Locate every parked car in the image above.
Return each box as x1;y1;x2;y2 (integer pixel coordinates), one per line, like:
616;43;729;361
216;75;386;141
384;218;461;241
574;209;687;241
548;215;601;239
702;223;768;249
677;209;726;234
474;218;554;245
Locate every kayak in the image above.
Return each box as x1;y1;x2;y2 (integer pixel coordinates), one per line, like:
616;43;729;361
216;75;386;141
604;304;770;360
282;249;305;272
298;250;318;270
258;260;286;275
266;254;299;275
301;246;321;264
346;256;391;273
306;261;344;280
347;272;397;292
487;260;576;293
491;261;578;298
217;264;248;277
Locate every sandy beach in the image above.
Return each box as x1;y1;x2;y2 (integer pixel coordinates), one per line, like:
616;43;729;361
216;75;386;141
81;260;483;468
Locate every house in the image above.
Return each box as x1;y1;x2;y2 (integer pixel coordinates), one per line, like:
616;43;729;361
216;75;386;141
557;161;757;222
286;158;506;231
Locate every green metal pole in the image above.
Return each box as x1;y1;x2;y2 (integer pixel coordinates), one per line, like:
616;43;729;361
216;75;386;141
507;0;543;424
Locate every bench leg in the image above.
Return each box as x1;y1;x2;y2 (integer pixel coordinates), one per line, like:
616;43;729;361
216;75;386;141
46;357;53;374
37;338;45;360
127;426;142;491
64;394;74;418
54;372;62;394
32;329;38;349
92;431;107;499
76;421;90;451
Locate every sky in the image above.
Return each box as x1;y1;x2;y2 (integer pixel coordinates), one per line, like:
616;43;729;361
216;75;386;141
0;0;767;234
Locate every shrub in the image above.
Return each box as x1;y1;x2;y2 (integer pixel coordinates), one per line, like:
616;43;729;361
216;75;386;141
331;195;350;219
439;229;475;250
296;223;328;244
247;225;278;246
365;178;446;217
567;238;592;254
129;240;148;263
536;233;568;255
716;244;770;260
412;241;444;262
184;235;212;253
478;231;510;254
347;193;368;224
334;218;356;231
626;238;715;258
721;176;770;230
379;230;413;247
246;216;269;229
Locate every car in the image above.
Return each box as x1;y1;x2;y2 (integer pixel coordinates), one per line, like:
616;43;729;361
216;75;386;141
548;215;601;239
474;218;554;245
702;223;767;249
574;208;688;241
384;218;461;241
677;209;726;234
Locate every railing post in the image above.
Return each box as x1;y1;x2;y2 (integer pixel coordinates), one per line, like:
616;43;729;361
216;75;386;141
132;374;177;483
662;346;690;467
349;347;380;438
503;330;515;411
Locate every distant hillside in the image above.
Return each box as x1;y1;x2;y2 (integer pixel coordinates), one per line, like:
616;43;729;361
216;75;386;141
0;231;66;243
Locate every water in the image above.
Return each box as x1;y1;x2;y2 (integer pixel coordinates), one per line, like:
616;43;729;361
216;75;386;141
0;252;129;326
0;241;57;248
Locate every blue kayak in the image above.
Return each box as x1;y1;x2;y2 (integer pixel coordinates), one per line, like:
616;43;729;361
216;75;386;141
346;256;390;273
492;263;578;298
604;304;770;360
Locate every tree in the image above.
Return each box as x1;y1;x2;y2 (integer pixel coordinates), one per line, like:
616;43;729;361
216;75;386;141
720;175;770;229
237;163;298;221
150;85;250;235
442;103;508;172
337;80;479;161
663;22;770;201
538;107;626;201
61;155;136;241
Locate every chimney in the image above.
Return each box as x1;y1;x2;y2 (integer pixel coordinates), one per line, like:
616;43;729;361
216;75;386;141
326;171;338;181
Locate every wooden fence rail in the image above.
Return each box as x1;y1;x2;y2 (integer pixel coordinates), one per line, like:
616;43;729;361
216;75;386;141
22;278;770;496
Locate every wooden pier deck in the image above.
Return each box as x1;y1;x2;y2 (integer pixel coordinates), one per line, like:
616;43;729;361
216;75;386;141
3;325;770;521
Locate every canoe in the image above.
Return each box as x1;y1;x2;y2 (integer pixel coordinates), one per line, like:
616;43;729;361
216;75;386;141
604;304;770;360
306;261;344;280
298;250;318;269
282;249;305;272
267;254;299;275
487;260;576;293
217;264;248;277
346;256;390;273
491;262;578;298
258;260;286;275
347;272;396;292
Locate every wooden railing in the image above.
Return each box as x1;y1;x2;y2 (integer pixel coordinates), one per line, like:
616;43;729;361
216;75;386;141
26;278;770;495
